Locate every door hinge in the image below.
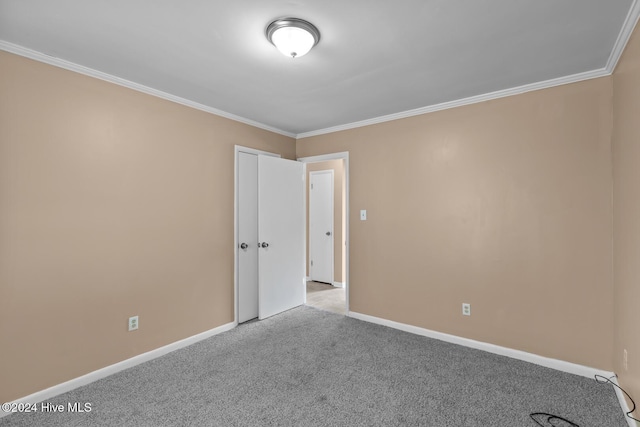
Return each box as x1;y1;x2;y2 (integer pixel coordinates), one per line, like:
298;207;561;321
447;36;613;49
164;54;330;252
310;260;314;266
311;183;313;189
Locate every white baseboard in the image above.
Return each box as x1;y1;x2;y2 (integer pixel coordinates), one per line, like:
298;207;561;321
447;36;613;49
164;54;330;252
5;312;634;424
609;376;638;427
1;321;236;418
348;311;611;378
348;311;640;423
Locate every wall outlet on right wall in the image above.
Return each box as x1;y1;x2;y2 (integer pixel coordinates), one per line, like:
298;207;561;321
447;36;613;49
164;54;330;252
128;315;139;332
462;303;471;316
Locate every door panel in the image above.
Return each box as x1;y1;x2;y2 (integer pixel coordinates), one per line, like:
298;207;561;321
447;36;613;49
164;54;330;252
237;152;259;323
258;155;305;319
309;171;334;284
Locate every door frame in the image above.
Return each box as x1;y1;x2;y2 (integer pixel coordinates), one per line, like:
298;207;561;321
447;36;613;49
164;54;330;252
234;145;280;325
298;152;350;314
309;170;334;284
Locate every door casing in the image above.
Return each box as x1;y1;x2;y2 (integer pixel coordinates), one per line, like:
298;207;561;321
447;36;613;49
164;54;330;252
299;152;350;313
234;148;350;322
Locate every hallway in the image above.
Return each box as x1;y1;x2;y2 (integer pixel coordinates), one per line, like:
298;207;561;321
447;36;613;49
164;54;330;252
305;281;346;315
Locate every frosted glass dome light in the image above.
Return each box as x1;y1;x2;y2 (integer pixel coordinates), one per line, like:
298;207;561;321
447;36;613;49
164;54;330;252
266;18;320;58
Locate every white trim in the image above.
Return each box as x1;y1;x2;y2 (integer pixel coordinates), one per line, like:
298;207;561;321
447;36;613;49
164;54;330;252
234;146;281;325
302;164;308;308
3;313;633;424
298;153;349;315
296;68;609;139
4;27;636;142
0;41;295;139
351;305;637;424
298;152;350;163
298;5;640;141
348;311;613;379
0;321;236;418
610;376;638;427
5;0;640;144
606;0;640;73
332;282;344;288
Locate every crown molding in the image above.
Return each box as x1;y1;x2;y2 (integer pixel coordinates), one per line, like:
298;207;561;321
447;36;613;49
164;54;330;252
0;41;296;139
296;67;609;139
4;3;638;144
605;0;640;73
297;2;640;140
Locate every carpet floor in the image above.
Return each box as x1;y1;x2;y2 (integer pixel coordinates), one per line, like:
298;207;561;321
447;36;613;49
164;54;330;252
0;306;627;426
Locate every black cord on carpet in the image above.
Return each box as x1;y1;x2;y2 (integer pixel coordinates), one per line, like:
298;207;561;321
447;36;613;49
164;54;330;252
530;412;579;426
529;374;640;426
595;374;640;423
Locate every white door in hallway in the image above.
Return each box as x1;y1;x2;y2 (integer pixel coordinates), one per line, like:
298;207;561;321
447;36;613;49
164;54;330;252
258;155;305;319
309;170;334;284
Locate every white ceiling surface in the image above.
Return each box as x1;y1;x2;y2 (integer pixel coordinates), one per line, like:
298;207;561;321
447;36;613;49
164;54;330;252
0;1;637;137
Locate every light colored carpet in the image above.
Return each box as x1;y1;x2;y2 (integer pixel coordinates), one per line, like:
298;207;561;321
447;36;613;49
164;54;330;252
0;306;627;426
305;281;346;315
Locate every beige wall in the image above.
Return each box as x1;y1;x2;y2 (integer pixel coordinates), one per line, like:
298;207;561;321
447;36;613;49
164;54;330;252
613;22;640;418
0;51;295;402
298;77;614;370
305;160;345;283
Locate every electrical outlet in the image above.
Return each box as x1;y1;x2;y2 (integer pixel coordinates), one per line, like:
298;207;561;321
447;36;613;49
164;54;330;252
462;303;471;316
624;349;628;371
128;315;139;332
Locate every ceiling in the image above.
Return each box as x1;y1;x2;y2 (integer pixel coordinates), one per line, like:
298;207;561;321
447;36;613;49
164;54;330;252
0;1;638;138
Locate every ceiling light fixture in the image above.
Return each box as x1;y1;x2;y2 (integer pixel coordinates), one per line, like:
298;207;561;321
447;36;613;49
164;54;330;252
266;17;320;58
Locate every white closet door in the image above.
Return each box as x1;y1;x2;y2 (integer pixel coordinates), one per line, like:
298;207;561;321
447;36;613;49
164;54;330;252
237;152;259;323
258;155;305;319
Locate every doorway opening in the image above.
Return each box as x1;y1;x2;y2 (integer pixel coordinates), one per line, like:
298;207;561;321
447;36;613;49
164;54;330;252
234;148;349;324
299;152;349;316
306;280;346;315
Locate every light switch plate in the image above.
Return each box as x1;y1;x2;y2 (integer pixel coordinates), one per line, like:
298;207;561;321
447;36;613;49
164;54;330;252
360;210;367;220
